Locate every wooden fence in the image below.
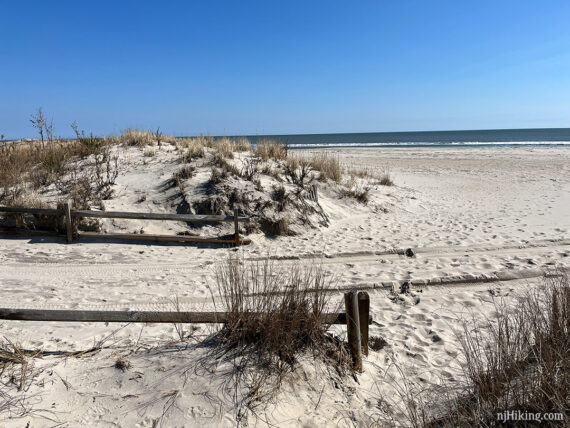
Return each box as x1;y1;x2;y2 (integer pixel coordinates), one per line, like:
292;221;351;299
0;291;371;370
0;203;250;246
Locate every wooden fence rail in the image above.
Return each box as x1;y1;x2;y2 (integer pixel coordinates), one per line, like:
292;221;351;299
0;308;349;324
0;291;371;370
0;203;250;246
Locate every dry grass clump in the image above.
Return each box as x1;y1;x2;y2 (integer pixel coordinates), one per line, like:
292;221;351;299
210;258;346;406
172;165;195;194
211;154;240;177
255;141;287;162
232;137;252;152
143;148;156;157
51;146;118;210
0;340;36;416
369;336;388;351
1;112;117;204
239;157;260;181
177;138;205;161
427;273;570;426
213;137;235;159
284;157;314;187
379;168;394;186
118;129;155;147
272;185;289;211
308;152;342;183
345;166;374;179
186;143;205;160
114;358;131;372
0;144;35;203
187;134;215;148
209;167;229;186
71;123;103;155
0;140;112;203
259;163;280;180
209;156;240;186
0;192;62;231
339;184;370;204
260;218;292;236
174;165;195;181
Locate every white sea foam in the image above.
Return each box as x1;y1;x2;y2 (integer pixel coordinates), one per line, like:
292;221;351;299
287;141;570;148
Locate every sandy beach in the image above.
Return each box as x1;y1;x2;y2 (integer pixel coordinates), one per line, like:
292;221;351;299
1;145;569;426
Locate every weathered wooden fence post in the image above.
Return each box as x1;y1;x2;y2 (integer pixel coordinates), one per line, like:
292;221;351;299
358;291;370;356
65;200;73;243
311;183;318;202
344;290;362;371
233;208;240;246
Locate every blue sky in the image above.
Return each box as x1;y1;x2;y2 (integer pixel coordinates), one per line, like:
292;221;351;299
1;0;569;139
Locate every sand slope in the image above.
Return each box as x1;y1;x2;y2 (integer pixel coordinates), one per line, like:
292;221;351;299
0;147;568;426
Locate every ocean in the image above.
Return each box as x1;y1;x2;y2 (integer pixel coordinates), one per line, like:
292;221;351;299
239;128;570;149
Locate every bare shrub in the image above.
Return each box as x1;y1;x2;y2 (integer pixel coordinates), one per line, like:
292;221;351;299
1;137;115;200
94;146;119;200
154;127;163;146
72;179;97;210
71;122;102;155
29;107;48;153
272;185;289;212
38;140;106;186
254;141;287;161
285;157;314;187
54;162;98;210
240;157;260;181
210;257;346;406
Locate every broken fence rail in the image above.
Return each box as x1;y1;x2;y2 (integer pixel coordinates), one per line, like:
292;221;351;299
0;203;250;246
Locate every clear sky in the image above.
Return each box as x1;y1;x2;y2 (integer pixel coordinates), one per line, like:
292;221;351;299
1;0;569;139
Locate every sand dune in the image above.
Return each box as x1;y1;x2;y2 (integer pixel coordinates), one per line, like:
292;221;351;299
0;146;568;426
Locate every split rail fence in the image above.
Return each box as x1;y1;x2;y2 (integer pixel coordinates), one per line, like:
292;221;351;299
0;291;371;370
0;202;250;246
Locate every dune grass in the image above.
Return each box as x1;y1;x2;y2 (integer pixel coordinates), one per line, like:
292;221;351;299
254;141;287;162
209;257;348;407
401;273;570;427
